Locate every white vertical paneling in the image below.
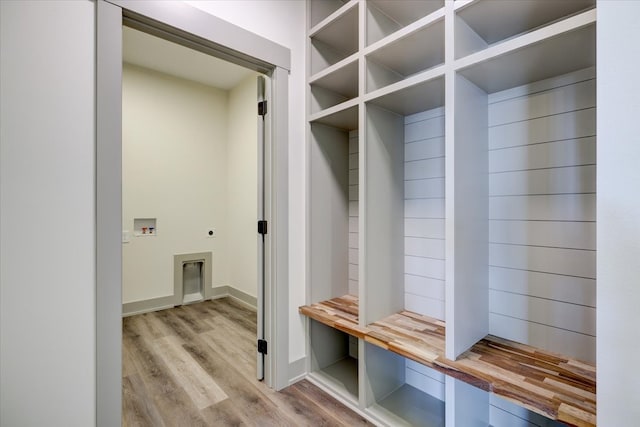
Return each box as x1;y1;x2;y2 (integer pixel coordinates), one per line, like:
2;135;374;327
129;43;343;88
348;131;359;295
488;70;596;362
404;108;445;321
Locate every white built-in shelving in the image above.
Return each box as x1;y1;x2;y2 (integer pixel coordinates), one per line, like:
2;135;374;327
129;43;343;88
304;1;596;426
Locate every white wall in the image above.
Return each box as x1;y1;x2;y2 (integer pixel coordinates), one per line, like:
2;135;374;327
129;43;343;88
597;0;640;423
0;1;96;425
228;73;260;298
122;64;230;303
185;0;307;362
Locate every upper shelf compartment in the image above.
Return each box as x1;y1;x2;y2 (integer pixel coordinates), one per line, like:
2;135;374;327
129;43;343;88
366;73;444;117
310;56;359;115
309;1;359;76
309;0;350;30
365;14;444;93
456;16;595;94
366;0;444;46
455;0;595;59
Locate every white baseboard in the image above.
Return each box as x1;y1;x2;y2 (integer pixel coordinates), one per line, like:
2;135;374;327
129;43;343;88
123;285;257;316
288;357;307;385
122;295;177;317
211;285;257;310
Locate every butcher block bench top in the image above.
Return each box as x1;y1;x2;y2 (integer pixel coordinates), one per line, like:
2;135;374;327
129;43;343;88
300;295;596;427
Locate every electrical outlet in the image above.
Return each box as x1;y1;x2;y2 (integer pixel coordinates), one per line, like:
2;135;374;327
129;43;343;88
206;228;216;238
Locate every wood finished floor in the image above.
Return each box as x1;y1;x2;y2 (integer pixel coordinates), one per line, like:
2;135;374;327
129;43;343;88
123;298;373;427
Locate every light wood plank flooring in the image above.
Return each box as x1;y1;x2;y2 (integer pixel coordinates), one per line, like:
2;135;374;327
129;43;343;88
123;298;373;426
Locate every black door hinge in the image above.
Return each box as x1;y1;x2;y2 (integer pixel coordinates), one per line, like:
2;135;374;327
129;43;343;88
258;339;268;355
257;220;268;235
258;100;267;117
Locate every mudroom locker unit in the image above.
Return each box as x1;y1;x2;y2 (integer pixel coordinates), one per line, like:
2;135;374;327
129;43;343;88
301;0;597;426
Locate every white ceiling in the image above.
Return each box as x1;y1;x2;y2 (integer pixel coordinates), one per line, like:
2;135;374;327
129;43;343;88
122;26;255;90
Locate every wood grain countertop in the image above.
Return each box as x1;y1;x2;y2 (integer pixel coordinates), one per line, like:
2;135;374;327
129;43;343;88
299;295;596;427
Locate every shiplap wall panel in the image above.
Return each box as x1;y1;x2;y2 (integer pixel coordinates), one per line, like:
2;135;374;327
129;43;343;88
489;194;596;221
405;218;445;239
405;157;445;180
488;71;596;363
405;136;445;160
490;220;595;250
348;200;359;216
405;237;445;259
488;78;595;126
405;360;445;401
405;178;445;199
405;113;446;142
489;165;596;196
405;275;445;300
489;137;596;173
489;267;596;307
405;256;445;280
489;313;596;361
489;244;596;278
489;108;596;150
490;290;596;336
405;199;445;219
348;131;358;295
404;108;445;325
490;394;564;427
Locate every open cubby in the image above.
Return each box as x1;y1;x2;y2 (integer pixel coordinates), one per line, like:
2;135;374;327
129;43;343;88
457;22;596;94
309;1;359;76
453;20;597;362
363;76;445;326
309;0;350;30
364;343;445;427
309;320;359;403
455;0;595;58
366;18;444;92
366;0;444;46
309;57;358;115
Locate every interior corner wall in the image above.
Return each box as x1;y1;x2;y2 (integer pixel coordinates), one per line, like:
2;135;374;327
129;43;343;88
597;0;640;423
227;73;260;299
0;1;96;425
184;0;307;364
122;63;230;304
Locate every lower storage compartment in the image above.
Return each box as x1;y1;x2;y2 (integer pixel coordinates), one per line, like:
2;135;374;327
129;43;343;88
309;319;359;402
364;343;445;427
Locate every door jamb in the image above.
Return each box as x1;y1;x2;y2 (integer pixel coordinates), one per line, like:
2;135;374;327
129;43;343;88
96;1;290;425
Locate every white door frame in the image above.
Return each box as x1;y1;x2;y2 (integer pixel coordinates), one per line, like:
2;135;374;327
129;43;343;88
96;1;290;425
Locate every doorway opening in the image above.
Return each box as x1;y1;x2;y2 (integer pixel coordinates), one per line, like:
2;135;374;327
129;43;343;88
120;21;267;378
96;2;290;424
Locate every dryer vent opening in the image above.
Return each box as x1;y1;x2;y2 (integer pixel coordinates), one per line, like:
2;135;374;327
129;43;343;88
174;252;212;306
182;261;204;304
